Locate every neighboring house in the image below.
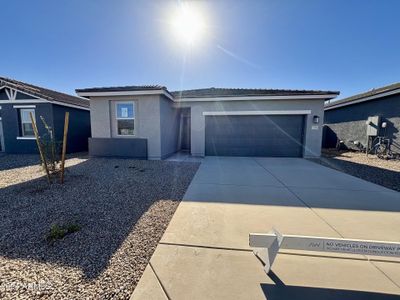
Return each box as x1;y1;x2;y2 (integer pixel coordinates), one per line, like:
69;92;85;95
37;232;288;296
324;82;400;154
76;85;338;159
0;77;91;154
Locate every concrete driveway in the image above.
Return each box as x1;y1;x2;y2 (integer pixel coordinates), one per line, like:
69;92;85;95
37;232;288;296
132;157;400;300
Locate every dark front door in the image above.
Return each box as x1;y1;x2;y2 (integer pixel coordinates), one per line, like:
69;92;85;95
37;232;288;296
181;114;191;151
205;115;304;157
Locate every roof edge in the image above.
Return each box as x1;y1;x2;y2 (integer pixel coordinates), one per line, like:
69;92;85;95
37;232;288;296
325;82;400;110
0;76;89;109
174;94;338;102
76;85;339;102
76;89;174;101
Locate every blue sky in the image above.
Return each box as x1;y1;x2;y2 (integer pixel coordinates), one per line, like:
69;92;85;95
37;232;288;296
1;0;399;99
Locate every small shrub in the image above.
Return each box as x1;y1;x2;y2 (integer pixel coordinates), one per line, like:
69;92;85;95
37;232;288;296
46;223;81;243
40;116;62;174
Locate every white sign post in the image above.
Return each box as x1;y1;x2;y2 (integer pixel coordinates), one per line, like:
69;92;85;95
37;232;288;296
249;229;400;274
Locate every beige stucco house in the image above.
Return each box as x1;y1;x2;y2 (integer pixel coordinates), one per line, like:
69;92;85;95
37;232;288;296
76;86;338;159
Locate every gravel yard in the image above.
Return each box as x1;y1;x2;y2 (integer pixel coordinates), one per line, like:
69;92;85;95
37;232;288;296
0;154;199;299
312;149;400;192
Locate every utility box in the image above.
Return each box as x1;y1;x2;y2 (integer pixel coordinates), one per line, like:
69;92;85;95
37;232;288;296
366;116;380;136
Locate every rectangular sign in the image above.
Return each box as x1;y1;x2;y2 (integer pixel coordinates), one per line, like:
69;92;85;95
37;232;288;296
250;231;400;274
250;233;400;258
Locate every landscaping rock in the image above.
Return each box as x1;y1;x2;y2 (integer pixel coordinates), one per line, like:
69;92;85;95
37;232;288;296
0;154;199;299
311;149;400;192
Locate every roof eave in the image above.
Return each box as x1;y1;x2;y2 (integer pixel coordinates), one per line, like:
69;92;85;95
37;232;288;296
1;80;90;110
325;88;400;110
76;89;174;100
175;93;338;102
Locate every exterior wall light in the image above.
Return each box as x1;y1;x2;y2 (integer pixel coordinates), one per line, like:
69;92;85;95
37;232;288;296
313;115;319;124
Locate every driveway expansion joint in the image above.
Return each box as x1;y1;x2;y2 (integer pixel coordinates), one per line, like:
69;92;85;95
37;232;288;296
252;157;345;238
149;261;172;300
159;241;253;252
370;261;400;290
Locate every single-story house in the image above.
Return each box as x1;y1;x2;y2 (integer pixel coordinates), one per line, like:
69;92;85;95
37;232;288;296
324;82;400;154
0;77;91;154
76;86;339;159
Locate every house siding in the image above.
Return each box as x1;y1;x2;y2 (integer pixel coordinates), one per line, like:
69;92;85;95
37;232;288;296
52;104;91;153
1;103;53;154
324;94;400;154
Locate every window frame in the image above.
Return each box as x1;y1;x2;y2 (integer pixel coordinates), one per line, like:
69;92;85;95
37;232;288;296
115;101;135;137
19;108;36;137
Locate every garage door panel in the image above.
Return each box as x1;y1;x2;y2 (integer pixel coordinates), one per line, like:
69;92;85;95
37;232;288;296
205;115;304;157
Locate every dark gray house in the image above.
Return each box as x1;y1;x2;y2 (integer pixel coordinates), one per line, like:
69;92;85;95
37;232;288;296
0;77;91;154
324;82;400;154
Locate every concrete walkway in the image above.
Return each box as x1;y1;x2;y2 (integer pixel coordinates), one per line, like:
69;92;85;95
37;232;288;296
132;157;400;300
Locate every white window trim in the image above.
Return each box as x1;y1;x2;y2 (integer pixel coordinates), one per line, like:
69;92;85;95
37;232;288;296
13;105;36;108
19;108;36;138
202;110;312;116
115;101;135;137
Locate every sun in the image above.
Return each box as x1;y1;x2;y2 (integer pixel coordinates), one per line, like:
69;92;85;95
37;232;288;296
170;2;207;46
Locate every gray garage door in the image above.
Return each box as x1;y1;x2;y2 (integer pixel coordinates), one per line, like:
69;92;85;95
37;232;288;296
205;115;304;157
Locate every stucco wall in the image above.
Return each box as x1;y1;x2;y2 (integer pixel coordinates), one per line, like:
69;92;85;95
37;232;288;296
160;95;180;158
324;94;400;153
89;94;164;159
90;98;111;138
89;137;147;158
175;99;325;158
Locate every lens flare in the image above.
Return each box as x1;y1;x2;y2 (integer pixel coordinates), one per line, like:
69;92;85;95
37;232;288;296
170;2;206;46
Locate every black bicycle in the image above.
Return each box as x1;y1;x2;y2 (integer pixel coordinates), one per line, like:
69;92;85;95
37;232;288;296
371;136;394;159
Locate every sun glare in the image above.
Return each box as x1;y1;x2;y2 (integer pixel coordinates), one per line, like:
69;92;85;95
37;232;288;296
171;2;207;46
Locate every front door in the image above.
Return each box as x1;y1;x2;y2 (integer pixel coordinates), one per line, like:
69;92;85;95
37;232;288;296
181;114;191;151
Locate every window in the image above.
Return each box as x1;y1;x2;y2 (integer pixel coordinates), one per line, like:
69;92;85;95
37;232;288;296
20;109;35;137
116;102;134;136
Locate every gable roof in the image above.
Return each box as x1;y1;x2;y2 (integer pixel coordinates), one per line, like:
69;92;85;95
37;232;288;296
325;82;400;110
0;77;89;109
171;87;339;99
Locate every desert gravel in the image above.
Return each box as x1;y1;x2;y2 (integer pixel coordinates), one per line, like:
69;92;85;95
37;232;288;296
0;154;199;299
312;149;400;192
